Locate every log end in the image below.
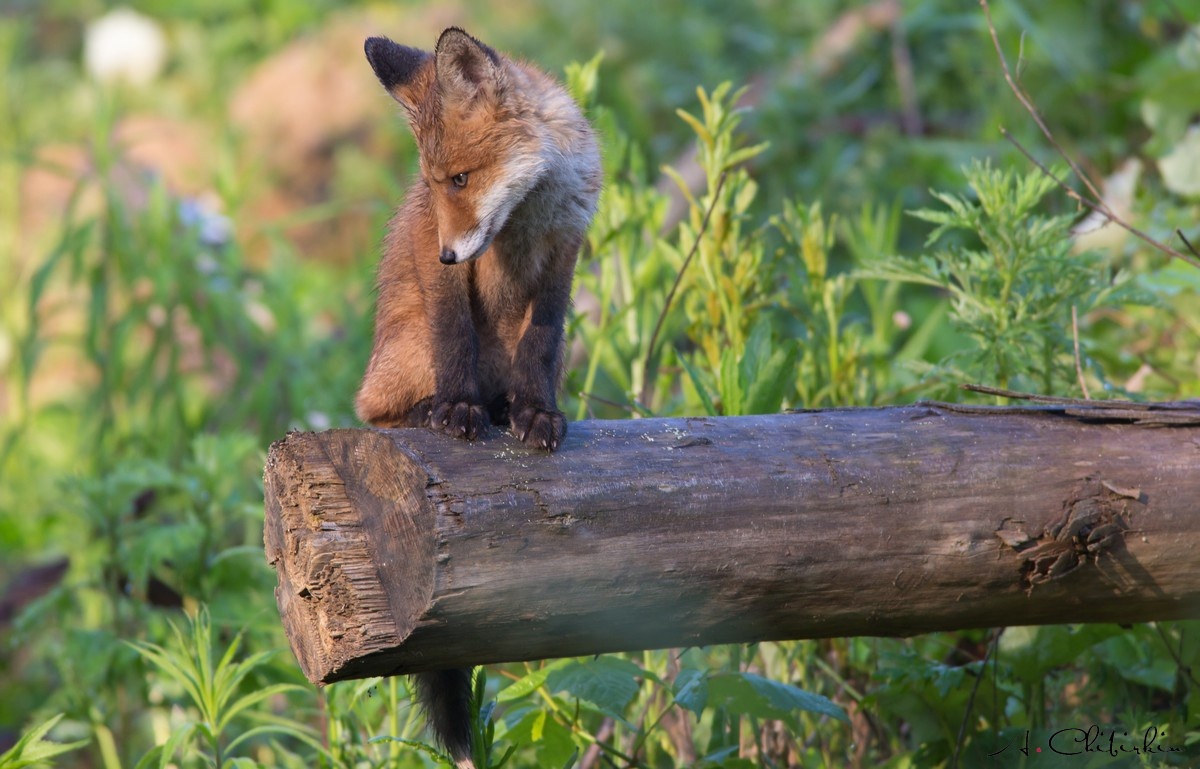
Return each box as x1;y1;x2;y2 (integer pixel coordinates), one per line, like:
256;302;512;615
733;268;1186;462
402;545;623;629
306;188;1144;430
264;429;437;684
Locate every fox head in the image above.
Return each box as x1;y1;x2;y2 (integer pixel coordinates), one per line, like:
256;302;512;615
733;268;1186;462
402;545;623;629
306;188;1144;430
364;28;550;265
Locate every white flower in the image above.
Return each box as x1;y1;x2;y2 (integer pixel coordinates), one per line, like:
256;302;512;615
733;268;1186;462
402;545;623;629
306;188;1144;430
305;412;332;431
84;7;167;86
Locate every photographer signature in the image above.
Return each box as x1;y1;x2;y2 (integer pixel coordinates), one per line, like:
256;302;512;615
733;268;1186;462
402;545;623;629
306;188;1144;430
989;725;1182;757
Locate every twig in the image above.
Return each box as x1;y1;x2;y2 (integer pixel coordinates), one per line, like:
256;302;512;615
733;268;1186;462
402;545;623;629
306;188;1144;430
578;390;652;417
1178;229;1200;259
959;384;1149;408
961;383;1095;404
1002;129;1200;269
955;386;1200;422
640;170;729;407
979;0;1105;204
577;718;616;769
1071;305;1090;399
979;0;1200;271
1152;623;1200;691
949;628;1004;769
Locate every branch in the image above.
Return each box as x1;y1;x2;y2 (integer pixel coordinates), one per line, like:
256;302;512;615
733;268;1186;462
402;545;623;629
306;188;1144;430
1001;129;1200;269
640;170;728;408
949;629;1003;769
1178;229;1200;260
979;0;1200;270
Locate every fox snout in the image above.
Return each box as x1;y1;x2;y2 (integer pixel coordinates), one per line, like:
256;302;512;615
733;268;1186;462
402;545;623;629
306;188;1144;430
438;226;495;265
437;240;490;265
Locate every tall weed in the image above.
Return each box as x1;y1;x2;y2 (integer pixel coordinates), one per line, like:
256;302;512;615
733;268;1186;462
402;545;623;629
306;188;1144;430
859;161;1143;398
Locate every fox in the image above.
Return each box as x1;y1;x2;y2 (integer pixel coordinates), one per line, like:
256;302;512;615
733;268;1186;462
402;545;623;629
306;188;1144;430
356;27;601;768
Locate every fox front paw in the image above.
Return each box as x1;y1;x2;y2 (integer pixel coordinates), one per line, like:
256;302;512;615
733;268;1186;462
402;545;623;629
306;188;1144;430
430;399;489;441
510;404;566;451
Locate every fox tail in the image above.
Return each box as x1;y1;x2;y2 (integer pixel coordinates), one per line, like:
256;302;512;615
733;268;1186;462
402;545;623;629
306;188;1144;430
413;668;475;769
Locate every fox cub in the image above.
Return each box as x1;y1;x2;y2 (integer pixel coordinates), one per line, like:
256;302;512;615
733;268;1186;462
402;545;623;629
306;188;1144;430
356;27;601;453
357;27;600;768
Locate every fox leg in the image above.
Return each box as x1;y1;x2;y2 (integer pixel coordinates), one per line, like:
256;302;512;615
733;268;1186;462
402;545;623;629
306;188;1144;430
428;265;490;440
508;237;578;451
356;327;435;428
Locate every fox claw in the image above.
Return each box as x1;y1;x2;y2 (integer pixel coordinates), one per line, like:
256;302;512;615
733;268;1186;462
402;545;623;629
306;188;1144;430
430;400;488;441
510;404;566;452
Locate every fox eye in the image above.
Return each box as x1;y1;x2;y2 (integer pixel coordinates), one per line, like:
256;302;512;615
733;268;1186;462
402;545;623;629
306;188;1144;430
451;172;468;188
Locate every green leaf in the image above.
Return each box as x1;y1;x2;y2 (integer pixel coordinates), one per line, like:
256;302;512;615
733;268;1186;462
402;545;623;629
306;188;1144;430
369;736;451;764
127;639;208;719
894;300;948;362
679;350;718;416
672;668;709;715
496;659;572;703
546;656;642;716
0;715;89;769
718;344;742;415
675;107;711;147
493;743;518;769
999;625;1125;682
698;745;739;765
659;164;697;210
502;709;577;769
1093;633;1178;692
563;51;604;109
742;337;798;415
133;723;196;769
726;141;770;171
217;682;303;733
707;672;847;723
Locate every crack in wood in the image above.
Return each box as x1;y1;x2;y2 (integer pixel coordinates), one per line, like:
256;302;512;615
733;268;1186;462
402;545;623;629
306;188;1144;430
921;396;1200;426
995;476;1143;594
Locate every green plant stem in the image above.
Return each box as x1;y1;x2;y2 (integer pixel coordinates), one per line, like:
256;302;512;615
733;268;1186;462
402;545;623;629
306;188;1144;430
639;170;728;408
93;721;122;769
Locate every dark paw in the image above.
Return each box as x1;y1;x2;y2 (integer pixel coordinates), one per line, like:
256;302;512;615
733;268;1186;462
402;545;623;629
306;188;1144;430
430;400;489;441
405;398;434;427
510;404;566;451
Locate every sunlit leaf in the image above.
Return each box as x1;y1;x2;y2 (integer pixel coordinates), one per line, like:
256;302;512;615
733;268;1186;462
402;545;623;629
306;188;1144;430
707;672;847;723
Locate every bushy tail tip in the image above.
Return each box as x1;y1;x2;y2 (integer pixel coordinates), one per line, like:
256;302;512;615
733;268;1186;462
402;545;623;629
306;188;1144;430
412;668;475;768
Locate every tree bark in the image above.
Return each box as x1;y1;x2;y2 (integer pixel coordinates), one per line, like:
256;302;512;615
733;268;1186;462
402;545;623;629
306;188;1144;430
262;401;1200;685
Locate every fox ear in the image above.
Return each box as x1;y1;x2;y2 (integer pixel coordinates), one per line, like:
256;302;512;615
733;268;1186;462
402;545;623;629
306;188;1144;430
364;37;430;110
434;27;501;104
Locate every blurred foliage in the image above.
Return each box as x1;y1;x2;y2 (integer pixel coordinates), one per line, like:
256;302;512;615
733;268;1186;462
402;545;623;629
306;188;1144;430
2;0;1199;767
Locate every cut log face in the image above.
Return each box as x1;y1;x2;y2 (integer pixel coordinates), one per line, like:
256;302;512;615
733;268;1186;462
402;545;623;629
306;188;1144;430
262;403;1200;684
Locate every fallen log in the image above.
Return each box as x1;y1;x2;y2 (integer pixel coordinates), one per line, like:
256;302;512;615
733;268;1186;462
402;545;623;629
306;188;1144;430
262;402;1200;685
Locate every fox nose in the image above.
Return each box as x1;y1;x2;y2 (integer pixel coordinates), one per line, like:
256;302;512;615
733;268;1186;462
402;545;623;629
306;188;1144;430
439;247;457;265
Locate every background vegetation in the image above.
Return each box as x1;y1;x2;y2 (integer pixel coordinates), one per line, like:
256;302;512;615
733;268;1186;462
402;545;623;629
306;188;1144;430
2;0;1199;767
